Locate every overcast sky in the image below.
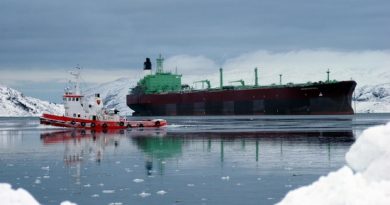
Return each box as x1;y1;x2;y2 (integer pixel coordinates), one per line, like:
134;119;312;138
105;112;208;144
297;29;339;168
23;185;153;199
0;0;389;101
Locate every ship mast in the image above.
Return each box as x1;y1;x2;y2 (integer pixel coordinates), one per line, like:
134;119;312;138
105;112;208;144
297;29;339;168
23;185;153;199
156;54;164;73
326;69;330;82
70;67;81;95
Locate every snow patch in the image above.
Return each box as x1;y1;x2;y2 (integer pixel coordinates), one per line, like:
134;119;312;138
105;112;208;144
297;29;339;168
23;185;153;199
277;122;390;205
354;83;390;113
0;85;63;117
0;183;40;205
0;183;76;205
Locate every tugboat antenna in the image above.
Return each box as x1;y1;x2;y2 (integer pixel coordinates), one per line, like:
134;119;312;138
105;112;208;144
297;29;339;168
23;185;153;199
70;67;81;95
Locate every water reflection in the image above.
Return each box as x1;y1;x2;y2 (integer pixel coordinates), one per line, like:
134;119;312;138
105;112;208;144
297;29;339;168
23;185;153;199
40;129;354;174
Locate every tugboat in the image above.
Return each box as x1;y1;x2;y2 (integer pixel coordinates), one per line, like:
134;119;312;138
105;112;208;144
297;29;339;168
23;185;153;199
40;68;167;129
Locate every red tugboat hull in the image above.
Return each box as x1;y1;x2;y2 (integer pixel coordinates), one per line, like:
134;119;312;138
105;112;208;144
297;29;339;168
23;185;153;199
40;113;167;129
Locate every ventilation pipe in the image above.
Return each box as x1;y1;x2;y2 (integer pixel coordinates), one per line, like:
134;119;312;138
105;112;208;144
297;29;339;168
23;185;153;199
254;67;258;86
219;68;223;88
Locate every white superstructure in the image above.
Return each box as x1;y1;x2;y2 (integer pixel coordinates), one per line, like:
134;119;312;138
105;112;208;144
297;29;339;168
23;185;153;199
63;68;120;121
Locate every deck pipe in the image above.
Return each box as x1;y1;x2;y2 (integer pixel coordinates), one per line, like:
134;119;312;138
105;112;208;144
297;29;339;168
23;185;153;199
255;67;258;86
220;68;223;88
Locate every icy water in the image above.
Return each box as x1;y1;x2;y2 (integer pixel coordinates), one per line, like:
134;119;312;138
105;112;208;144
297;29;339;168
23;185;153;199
1;114;390;205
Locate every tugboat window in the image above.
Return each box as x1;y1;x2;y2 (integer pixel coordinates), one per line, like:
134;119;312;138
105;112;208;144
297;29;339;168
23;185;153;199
73;113;76;117
76;98;79;101
89;105;92;108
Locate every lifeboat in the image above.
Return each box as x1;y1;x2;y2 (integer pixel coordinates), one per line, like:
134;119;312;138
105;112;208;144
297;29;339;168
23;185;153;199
40;68;167;129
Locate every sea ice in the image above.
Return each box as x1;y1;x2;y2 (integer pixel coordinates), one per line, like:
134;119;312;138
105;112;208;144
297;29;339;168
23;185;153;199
156;190;167;195
102;190;115;194
221;176;230;180
139;192;151;198
0;183;76;205
277;122;390;205
60;201;77;205
41;166;50;171
0;183;40;205
133;179;144;183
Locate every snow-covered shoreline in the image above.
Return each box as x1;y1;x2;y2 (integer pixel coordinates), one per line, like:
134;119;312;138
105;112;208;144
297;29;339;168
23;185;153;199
277;122;390;205
1;79;389;117
0;85;64;117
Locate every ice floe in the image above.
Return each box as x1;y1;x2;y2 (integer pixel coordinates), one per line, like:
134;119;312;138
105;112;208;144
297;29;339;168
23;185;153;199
221;176;230;180
133;179;144;183
277;122;390;205
60;201;77;205
156;190;167;195
102;190;115;194
0;183;40;205
40;166;50;171
108;203;123;205
138;192;151;198
0;183;76;205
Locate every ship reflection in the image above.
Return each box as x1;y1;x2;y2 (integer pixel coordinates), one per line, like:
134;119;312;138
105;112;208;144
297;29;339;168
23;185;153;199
40;129;354;176
40;128;168;163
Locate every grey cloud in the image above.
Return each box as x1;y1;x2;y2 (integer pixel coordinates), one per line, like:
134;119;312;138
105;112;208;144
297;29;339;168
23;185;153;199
0;0;389;70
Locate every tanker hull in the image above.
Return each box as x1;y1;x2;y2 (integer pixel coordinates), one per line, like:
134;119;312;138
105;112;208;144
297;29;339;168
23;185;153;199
127;81;356;116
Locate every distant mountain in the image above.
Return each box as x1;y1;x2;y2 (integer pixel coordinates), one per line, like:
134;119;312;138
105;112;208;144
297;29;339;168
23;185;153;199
83;78;135;116
354;83;390;113
0;85;64;117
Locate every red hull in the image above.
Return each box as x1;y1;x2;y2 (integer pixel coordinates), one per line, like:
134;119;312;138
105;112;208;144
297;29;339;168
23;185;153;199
40;113;167;129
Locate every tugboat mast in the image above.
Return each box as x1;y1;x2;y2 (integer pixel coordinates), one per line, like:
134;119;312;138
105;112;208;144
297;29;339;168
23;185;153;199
70;67;81;95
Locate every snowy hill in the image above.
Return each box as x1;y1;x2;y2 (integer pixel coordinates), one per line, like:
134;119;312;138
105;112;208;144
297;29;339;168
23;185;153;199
0;85;63;117
84;78;136;116
354;83;390;113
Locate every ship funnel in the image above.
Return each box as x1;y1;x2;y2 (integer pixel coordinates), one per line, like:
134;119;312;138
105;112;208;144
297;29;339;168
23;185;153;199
220;68;223;88
144;58;152;70
254;67;258;86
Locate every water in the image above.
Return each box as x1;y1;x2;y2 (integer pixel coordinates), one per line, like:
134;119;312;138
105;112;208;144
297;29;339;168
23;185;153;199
1;114;389;205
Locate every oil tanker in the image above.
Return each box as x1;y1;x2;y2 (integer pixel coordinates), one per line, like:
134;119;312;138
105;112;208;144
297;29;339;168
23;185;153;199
127;55;356;116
